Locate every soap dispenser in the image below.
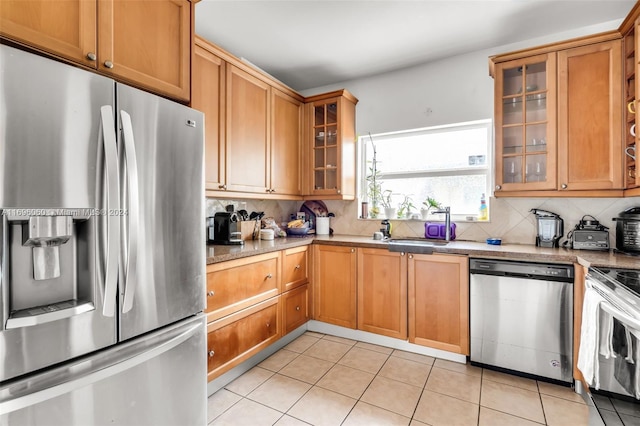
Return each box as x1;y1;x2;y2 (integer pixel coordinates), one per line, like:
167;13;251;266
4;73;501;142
479;193;488;221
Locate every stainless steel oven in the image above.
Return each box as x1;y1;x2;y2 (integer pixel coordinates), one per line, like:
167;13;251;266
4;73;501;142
581;267;640;424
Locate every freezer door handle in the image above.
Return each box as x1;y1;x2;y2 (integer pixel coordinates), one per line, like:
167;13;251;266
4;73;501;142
0;317;203;415
100;106;120;318
119;110;140;314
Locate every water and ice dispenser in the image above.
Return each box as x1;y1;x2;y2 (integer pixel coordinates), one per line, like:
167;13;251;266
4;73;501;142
2;209;96;329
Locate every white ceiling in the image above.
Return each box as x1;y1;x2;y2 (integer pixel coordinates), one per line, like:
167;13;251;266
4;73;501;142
196;0;635;91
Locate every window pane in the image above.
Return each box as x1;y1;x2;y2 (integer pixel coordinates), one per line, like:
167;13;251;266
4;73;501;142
361;120;492;220
384;175;488;216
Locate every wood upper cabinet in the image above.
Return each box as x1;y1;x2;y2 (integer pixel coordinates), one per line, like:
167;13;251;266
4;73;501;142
192;38;226;191
1;0;192;102
494;53;558;193
225;64;271;193
408;253;469;355
492;33;626;197
271;89;303;195
304;90;358;200
557;40;623;191
357;248;407;340
98;0;191;101
0;0;97;67
313;244;357;329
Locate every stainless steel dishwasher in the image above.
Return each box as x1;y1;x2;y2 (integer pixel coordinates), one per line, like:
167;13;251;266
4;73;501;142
470;258;574;383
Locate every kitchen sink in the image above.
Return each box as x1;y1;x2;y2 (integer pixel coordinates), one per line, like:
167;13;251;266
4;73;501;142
387;238;449;254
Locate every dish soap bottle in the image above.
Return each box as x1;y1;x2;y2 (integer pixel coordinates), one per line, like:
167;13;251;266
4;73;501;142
479;193;488;221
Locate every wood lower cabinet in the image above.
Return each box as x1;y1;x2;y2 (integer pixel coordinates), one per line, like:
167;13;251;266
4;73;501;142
408;253;469;355
557;40;623;191
206;252;280;322
1;0;192;102
282;246;308;292
313;244;357;329
206;297;280;381
281;284;309;335
357;248;407;339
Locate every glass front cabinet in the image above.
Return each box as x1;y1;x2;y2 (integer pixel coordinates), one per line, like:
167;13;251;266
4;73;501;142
304;90;358;199
494;53;557;192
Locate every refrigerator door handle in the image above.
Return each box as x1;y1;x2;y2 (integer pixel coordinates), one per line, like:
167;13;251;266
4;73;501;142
120;110;139;313
100;106;120;318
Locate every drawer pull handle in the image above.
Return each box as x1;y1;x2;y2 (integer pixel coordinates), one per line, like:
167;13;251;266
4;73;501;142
207;291;215;297
295;265;301;270
266;273;273;279
296;306;300;311
208;350;215;358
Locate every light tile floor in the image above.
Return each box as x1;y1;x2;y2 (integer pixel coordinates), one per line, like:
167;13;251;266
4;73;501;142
208;331;598;425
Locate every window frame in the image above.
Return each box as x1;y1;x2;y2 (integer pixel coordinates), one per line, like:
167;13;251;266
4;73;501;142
358;119;494;221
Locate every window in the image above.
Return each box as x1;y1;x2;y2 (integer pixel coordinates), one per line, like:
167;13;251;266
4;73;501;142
359;120;492;220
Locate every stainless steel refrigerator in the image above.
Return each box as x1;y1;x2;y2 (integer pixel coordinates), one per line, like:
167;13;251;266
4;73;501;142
0;44;206;424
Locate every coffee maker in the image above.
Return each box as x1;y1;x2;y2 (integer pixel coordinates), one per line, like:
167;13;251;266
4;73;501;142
530;208;564;248
207;212;243;245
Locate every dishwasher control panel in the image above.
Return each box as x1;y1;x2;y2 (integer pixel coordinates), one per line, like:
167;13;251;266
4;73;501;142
469;258;574;281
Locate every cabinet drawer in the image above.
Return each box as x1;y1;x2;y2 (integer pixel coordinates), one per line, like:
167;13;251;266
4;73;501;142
282;284;309;335
282;246;308;292
206;297;280;381
206;252;280;321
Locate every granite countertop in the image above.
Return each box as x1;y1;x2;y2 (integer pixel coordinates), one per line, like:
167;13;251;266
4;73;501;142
207;234;640;270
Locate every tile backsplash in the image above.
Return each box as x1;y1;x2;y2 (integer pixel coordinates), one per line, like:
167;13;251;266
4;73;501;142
206;196;640;247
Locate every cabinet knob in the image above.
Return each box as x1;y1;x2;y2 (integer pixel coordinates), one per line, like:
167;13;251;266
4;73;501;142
295;264;301;270
561;183;568;189
266;322;270;328
409;254;414;259
495;185;502;190
86;52;97;61
350;248;355;253
266;273;273;279
337;190;341;194
218;184;227;190
401;252;405;256
271;189;276;193
104;60;114;69
207;291;215;297
208;350;215;358
296;306;300;311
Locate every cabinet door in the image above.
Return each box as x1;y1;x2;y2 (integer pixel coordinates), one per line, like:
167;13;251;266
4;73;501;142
494;53;557;192
0;0;97;67
271;89;302;195
205;252;280;322
305;92;357;200
225;65;271;193
282;246;308;293
357;248;407;340
193;40;226;191
206;297;280;381
408;254;469;355
313;245;357;329
282;284;309;335
98;0;191;101
558;40;623;191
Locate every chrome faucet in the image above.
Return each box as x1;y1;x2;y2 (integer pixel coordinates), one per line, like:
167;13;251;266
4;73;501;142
433;207;451;241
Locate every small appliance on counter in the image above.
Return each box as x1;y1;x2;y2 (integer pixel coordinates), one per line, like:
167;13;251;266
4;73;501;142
613;207;640;255
567;215;609;251
530;208;564;248
208;212;243;245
